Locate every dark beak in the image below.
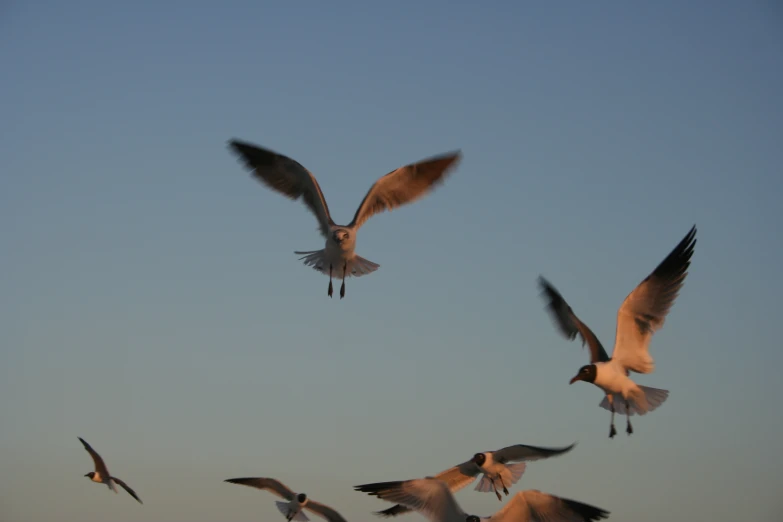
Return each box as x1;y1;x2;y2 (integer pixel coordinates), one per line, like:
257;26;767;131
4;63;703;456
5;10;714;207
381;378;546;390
83;473;90;477
569;375;581;385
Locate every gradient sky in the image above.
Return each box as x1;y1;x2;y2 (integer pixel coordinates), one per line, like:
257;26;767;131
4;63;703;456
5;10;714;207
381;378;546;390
2;1;782;521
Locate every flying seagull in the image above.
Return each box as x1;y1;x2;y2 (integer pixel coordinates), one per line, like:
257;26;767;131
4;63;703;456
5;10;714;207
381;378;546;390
355;477;610;522
224;477;347;522
375;443;576;518
78;437;142;504
538;225;697;438
227;139;462;298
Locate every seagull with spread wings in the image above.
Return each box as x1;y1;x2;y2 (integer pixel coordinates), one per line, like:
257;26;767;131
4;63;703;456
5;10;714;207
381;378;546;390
538;225;697;438
78;437;142;504
375;442;575;517
228;139;462;298
224;477;347;522
356;477;609;522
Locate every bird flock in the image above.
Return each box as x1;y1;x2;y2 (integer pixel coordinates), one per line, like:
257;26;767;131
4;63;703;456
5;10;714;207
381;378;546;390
78;139;698;522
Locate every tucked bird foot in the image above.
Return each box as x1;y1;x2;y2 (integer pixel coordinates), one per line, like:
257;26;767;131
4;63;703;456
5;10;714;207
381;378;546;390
626;422;633;435
495;490;502;501
340;281;345;299
503;486;509;495
328;280;333;298
609;424;617;438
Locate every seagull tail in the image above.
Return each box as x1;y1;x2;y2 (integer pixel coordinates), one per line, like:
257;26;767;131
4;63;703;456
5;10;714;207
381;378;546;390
599;386;669;416
350;255;380;277
506;461;528;484
293;250;380;278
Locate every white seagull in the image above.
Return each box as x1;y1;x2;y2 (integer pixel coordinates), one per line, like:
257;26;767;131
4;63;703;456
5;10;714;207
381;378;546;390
224;477;347;522
79;437;142;504
228;139;462;298
355;477;610;522
538;225;697;438
375;442;576;517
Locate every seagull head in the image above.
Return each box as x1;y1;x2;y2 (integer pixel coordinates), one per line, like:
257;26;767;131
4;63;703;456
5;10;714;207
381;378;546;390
470;453;487;466
569;364;597;385
296;493;307;503
465;516;481;522
332;229;351;245
84;472;95;479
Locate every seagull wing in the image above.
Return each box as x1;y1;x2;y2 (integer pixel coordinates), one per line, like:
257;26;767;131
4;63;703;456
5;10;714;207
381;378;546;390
492;443;576;464
228;139;335;238
356;478;466;522
611;225;697;374
348;151;462;231
305;499;349;522
373;460;480;517
78;437;110;478
224;477;296;500
488;490;610;522
111;476;143;504
538;277;610;363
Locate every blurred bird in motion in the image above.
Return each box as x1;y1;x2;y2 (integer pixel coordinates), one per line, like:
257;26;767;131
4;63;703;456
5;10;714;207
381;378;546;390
224;477;347;522
78;437;142;504
356;476;610;522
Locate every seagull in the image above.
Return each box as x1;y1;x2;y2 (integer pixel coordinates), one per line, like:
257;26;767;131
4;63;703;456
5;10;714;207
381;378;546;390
538;225;697;438
355;477;610;522
224;477;347;522
374;442;576;518
228;139;462;298
78;437;142;504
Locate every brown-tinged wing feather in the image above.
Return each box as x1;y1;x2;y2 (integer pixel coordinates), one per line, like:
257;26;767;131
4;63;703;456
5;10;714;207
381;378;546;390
348;151;462;230
228;139;335;237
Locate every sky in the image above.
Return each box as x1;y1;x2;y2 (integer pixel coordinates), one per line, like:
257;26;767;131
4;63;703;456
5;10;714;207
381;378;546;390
1;1;782;521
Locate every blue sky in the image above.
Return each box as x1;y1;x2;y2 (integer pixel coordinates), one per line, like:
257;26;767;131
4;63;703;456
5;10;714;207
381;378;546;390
1;1;782;521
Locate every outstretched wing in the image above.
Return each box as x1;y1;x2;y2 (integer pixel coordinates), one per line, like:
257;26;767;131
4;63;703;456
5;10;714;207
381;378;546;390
355;478;465;522
78;437;110;478
492;443;576;464
373;460;480;517
224;477;296;500
538;276;610;363
111;476;143;504
348;151;462;230
612;225;697;374
305;499;349;522
488;490;609;522
228;139;335;237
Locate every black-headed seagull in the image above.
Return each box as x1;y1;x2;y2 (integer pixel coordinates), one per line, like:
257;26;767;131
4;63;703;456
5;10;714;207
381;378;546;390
79;437;142;504
375;442;575;518
356;476;609;522
224;477;347;522
538;225;697;438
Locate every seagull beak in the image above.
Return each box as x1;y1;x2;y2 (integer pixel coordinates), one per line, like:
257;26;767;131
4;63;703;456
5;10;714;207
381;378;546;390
569;375;581;385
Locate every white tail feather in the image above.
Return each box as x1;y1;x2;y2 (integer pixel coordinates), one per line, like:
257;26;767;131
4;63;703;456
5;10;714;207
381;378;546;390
293;250;380;278
275;501;309;522
506;462;527;484
474;475;495;493
599;386;669;416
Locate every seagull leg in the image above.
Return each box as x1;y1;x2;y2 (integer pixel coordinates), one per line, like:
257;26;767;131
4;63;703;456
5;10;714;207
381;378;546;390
340;261;346;299
500;477;509;496
491;479;502;501
625;400;633;435
328;264;333;298
609;397;617;438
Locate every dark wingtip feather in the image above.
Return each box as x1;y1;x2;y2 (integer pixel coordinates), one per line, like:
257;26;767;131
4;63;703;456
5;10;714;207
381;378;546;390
560;498;611;521
354;481;404;495
373;504;409;518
